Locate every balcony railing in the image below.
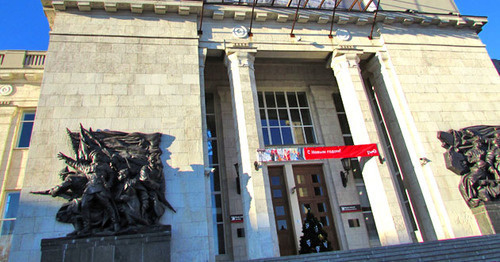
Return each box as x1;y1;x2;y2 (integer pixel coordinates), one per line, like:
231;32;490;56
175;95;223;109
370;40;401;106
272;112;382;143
24;53;46;68
0;51;46;69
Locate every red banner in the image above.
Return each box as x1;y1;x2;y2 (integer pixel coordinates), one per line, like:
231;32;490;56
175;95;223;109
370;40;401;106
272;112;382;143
303;144;379;160
257;144;379;162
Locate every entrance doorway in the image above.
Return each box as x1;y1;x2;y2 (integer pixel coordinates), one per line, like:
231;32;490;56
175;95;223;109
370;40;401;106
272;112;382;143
268;166;297;256
293;165;340;250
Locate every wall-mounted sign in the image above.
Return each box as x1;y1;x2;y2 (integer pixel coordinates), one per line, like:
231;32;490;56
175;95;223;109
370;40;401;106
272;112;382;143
257;144;379;162
340;205;362;213
230;215;244;223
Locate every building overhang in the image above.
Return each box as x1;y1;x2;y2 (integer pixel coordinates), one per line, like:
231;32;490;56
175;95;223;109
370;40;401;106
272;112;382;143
41;0;487;34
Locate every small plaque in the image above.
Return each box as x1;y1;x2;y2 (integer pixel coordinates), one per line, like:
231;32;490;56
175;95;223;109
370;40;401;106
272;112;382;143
340;205;361;213
230;214;244;223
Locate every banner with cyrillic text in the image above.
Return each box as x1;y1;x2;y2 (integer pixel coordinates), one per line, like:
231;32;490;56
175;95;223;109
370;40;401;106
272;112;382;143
257;144;379;162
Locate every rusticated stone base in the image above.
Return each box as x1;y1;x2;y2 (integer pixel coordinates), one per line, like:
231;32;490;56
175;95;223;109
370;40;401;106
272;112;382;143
41;225;171;262
471;203;500;235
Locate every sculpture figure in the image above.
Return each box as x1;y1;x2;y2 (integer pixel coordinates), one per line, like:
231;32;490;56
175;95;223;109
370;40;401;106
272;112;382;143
31;125;175;236
438;125;500;208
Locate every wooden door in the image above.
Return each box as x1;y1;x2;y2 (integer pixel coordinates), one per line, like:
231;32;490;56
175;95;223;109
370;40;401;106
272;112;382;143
293;165;340;250
268;166;297;256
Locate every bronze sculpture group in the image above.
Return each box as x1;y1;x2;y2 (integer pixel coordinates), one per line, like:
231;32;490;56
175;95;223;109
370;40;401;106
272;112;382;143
438;125;500;208
32;125;175;236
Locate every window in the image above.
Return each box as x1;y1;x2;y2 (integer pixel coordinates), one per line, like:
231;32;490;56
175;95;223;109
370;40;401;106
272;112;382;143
17;112;35;148
258;91;316;146
205;93;226;255
1;192;20;235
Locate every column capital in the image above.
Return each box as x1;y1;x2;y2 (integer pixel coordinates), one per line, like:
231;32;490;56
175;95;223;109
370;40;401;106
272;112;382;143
199;47;208;69
329;51;362;70
224;50;256;70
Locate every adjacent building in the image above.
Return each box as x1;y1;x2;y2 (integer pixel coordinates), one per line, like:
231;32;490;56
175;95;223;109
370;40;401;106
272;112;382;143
1;0;500;261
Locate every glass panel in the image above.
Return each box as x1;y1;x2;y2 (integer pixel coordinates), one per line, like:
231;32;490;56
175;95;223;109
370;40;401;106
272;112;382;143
343;136;354;146
311;174;320;183
304;127;315;144
18;122;34;148
268;109;279;127
281;128;293;145
208;141;218;165
262;128;270;145
270;128;283;145
260;109;267;127
277;220;287;230
270;176;281;186
258;92;264;108
275;206;285;216
278;109;289;126
314;187;323;196
363;212;381;246
212;167;221;191
320;216;329;226
23;112;36;121
338;114;350;134
317;203;326;213
272;189;283;198
351;160;363;180
0;221;15;236
296;175;305;184
265;92;276;108
301;203;311;214
275;92;286;107
207;115;216;137
287;92;298;107
298;188;308;197
332;93;345;112
300;109;312;125
217;224;226;254
293;127;305;144
215;195;223;222
3;193;20;219
297;92;308;107
206;93;215;113
290;109;301;124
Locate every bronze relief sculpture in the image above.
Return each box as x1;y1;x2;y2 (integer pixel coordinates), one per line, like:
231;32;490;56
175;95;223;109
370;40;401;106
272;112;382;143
438;125;500;208
33;125;175;236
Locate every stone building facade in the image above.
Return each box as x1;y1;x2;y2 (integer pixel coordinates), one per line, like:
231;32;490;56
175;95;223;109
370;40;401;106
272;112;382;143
3;0;500;261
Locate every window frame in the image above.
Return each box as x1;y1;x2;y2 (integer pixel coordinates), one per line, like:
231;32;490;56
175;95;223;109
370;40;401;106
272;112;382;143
16;111;36;149
258;91;318;146
0;191;21;236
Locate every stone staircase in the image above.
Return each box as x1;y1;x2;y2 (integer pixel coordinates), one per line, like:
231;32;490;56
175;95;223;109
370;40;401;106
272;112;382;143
252;234;500;261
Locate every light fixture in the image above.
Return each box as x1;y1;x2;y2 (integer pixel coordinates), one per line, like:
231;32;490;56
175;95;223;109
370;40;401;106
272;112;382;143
340;158;352;188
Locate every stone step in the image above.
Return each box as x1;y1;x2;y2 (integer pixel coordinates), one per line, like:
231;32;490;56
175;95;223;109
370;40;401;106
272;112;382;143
252;234;500;261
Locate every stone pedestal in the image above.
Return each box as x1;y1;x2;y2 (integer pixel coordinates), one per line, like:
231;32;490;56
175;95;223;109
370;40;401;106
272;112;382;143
41;225;171;262
472;203;500;235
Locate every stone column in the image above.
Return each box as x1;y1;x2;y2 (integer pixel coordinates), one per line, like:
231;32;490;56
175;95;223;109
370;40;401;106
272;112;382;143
330;52;409;245
365;52;450;241
224;50;279;259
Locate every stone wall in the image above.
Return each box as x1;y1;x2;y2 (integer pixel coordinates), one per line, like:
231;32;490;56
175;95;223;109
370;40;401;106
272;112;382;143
9;11;211;262
381;25;500;238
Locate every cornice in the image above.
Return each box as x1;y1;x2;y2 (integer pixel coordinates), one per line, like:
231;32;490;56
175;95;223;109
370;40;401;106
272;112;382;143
0;69;44;83
42;1;487;33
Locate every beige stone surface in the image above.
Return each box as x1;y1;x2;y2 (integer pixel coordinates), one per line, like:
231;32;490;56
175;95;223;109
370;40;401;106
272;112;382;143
9;12;211;262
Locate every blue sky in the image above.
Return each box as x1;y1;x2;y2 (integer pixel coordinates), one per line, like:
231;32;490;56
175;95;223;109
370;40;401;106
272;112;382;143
0;0;498;59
